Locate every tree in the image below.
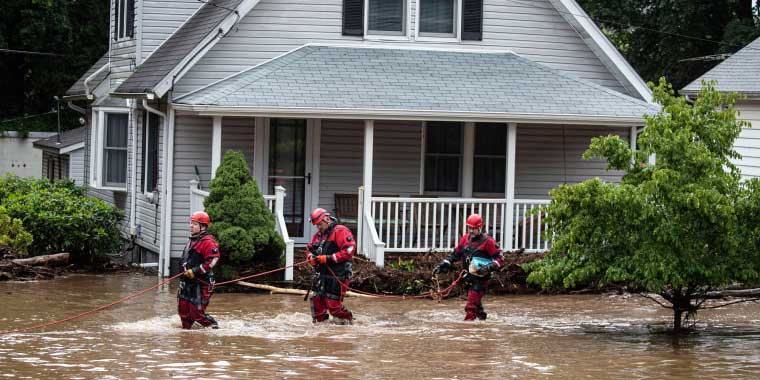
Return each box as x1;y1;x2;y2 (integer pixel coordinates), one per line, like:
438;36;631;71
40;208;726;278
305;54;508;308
578;0;760;89
204;150;285;279
526;79;760;332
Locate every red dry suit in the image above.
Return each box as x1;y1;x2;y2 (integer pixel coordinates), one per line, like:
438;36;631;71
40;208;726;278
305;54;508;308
445;233;504;320
178;231;220;329
306;221;356;323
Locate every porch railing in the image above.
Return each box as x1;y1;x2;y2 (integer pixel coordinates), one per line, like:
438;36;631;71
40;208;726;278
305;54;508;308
358;186;386;268
189;180;295;281
368;197;551;253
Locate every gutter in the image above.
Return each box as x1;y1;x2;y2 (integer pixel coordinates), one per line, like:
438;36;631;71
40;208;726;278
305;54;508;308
112;92;156;100
67;101;86;114
84;62;110;100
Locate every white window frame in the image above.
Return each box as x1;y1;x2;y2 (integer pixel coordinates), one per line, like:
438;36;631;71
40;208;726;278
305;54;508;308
90;107;130;191
142;112;161;195
420;121;464;196
114;0;131;41
415;0;461;42
364;0;412;40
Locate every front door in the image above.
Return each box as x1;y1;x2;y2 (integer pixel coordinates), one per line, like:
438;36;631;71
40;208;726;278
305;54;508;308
267;118;317;242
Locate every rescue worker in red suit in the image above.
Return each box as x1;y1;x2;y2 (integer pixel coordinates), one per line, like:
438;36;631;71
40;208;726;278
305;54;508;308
178;211;220;329
306;208;355;324
433;214;504;321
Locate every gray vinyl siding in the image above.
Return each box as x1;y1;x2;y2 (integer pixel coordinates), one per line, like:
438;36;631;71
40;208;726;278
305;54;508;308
514;124;629;199
43;151;69;181
318;120;423;214
110;0;138;86
169;114;256;258
735;101;760;179
69;149;85;185
140;0;203;61
175;0;627;96
318;120;363;214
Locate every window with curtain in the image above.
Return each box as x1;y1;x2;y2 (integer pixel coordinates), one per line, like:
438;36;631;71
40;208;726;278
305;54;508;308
419;0;456;36
424;121;462;193
103;113;128;188
142;112;160;193
473;123;507;195
368;0;406;35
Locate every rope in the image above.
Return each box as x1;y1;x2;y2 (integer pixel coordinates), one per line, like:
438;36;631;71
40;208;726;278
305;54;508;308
324;266;465;300
0;272;184;336
213;259;310;286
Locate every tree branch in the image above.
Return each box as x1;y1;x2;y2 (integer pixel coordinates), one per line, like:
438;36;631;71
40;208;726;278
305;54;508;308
702;297;760;309
638;293;672;309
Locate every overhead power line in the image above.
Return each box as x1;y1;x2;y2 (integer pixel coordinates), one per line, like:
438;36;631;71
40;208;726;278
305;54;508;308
0;48;64;57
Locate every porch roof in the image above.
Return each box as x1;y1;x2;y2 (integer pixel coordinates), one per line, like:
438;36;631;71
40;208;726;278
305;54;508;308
64;52;109;99
174;45;658;124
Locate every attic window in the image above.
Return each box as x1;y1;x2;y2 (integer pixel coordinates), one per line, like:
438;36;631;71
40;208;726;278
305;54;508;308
115;0;135;40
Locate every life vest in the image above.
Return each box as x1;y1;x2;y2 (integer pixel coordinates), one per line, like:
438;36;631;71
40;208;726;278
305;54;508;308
312;224;353;279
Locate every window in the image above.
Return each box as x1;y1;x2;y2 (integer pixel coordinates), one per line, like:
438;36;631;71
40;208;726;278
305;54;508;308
473;123;507;194
103;113;128;188
142;112;160;193
424;122;462;193
367;0;406;35
114;0;135;40
419;0;457;37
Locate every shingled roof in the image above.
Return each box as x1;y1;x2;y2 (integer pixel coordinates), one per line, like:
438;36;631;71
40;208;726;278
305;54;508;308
682;36;760;98
115;0;244;95
176;45;657;121
64;53;109;98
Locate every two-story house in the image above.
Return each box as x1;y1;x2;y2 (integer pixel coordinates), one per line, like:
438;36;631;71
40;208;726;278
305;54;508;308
62;0;657;278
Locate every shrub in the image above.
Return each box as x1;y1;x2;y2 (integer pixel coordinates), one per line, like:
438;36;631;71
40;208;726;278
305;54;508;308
1;176;123;262
0;205;33;256
204;150;285;279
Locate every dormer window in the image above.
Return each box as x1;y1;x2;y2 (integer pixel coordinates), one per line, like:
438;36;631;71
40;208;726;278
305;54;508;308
114;0;135;41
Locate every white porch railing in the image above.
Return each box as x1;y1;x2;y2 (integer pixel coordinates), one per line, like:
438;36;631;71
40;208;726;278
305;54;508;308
368;197;551;253
358;186;386;268
189;180;295;281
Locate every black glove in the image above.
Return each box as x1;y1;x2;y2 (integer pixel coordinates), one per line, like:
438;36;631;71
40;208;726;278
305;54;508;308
433;261;451;274
476;262;499;276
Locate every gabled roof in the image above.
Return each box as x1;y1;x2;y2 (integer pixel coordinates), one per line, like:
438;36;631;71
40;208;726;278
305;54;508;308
682;36;760;98
32;127;86;154
64;53;109;99
114;0;246;97
175;45;657;124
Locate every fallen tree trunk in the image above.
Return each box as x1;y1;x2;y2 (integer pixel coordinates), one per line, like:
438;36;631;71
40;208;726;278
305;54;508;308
11;253;69;267
705;288;760;298
236;281;375;298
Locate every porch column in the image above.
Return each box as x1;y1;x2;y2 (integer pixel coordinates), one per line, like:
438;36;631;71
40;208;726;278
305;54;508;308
462;122;475;198
362;120;374;217
211;116;222;179
504;123;517;251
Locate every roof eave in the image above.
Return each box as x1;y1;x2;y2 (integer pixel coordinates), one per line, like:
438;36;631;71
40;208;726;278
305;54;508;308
172;104;648;126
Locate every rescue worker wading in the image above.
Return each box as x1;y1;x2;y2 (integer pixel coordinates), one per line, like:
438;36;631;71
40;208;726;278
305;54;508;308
178;211;220;329
433;214;504;321
306;207;355;324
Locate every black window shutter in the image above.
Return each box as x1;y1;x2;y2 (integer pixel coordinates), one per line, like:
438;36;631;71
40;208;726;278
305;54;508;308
461;0;483;41
126;0;135;38
113;0;118;40
342;0;364;36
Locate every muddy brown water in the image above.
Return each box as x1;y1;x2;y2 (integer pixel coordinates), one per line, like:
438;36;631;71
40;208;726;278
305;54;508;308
1;274;760;379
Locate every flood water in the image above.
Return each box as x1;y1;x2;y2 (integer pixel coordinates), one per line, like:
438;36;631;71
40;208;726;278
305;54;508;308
2;274;760;379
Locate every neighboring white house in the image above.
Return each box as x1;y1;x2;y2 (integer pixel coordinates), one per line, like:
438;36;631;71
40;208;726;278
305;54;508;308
62;0;656;277
31;127;87;184
0;131;57;178
681;35;760;180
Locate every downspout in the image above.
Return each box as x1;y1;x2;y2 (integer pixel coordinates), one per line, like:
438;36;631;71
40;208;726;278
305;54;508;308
67;101;86;114
128;99;138;239
84;62;109;100
161;101;176;277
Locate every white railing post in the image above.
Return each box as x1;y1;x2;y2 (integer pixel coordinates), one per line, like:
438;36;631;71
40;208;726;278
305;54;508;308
357;186;364;256
274;186;294;281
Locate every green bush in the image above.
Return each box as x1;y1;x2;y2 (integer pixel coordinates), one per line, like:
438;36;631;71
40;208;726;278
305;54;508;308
0;205;33;256
0;176;123;262
204;150;285;279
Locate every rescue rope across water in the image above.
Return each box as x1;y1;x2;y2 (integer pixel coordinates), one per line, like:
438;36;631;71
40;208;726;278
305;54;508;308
0;260;309;336
325;266;466;300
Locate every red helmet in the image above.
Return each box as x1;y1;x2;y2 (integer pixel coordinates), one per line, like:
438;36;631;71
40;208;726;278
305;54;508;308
310;208;330;225
190;211;211;226
466;214;483;229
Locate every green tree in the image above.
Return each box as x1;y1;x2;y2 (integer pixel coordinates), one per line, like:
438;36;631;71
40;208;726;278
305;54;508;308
526;79;760;332
204;150;285;279
578;0;760;89
0;0;109;129
0;205;33;256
